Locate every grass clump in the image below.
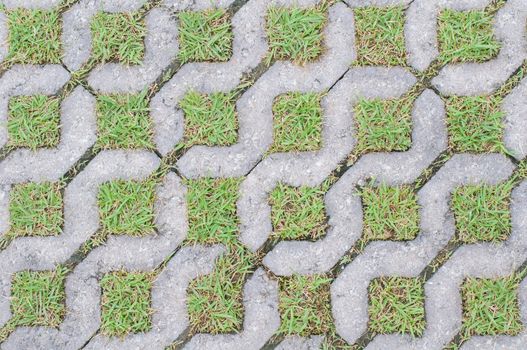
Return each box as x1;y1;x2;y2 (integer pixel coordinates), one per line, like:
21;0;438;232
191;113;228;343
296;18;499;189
7;9;62;64
178;10;233;63
266;5;327;65
91;12;146;65
100;271;154;337
446;95;506;154
98;180;156;237
269;181;328;241
354;7;406;66
438;9;501;64
461;275;523;336
179;91;238;147
8;96;61;150
95;91;154;150
277;274;333;336
353;97;413;154
269;92;323;153
452;182;512;243
361;184;420;241
368;276;425;337
10;267;68;327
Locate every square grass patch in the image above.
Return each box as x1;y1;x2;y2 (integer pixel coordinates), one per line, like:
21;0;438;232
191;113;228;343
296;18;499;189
100;271;154;337
7;9;62;64
91;12;146;65
179;91;238;147
269;182;329;241
178;9;233;63
9;182;63;238
10;267;67;327
461;275;523;336
277;274;333;336
8;95;61;150
354;6;406;66
95;92;154;150
185;178;241;246
438;9;501;64
98;180;156;237
269;92;323;153
361;184;420;241
446;95;506;154
452;182;512;243
354;97;413;154
266;5;326;65
368;276;425;337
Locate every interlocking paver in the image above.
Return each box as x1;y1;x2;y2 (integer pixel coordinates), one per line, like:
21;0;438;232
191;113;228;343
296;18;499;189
1;0;527;349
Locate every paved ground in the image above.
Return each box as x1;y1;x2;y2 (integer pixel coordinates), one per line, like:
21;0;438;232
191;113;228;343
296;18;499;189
1;0;527;349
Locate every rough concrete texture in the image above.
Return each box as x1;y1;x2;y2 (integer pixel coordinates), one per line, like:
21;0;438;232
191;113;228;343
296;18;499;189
1;0;527;349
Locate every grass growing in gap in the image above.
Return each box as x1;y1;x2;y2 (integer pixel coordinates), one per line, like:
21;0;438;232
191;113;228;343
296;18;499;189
368;276;425;337
10;266;68;327
277;274;333;336
269;92;324;153
446;95;506;154
6;9;62;64
266;4;327;65
8;96;61;150
437;9;501;64
178;10;233;63
95;91;155;150
91;12;146;65
353;97;413;154
354;7;406;66
98;180;156;237
361;184;420;241
179;91;238;147
100;271;154;337
452;182;512;243
461;275;523;336
9;182;63;237
269;181;329;241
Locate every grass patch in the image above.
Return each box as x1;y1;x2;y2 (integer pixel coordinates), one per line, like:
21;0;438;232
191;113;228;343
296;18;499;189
461;275;523;336
368;276;425;337
98;180;156;237
354;7;406;66
178;9;233;63
446;95;506;154
361;184;420;241
10;266;68;327
269;92;323;153
8;95;61;150
452;182;512;243
437;9;501;64
95;91;154;150
100;271;154;337
266;5;327;65
91;12;146;65
179;91;238;147
269;181;329;241
9;182;63;238
353;97;413;154
277;274;333;336
6;9;62;64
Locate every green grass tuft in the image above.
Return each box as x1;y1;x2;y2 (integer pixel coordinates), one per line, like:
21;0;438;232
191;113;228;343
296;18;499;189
452;182;512;243
368;276;425;337
179;91;238;147
438;9;501;64
354;6;406;66
178;10;233;63
8;96;61;150
91;12;146;65
100;271;154;337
